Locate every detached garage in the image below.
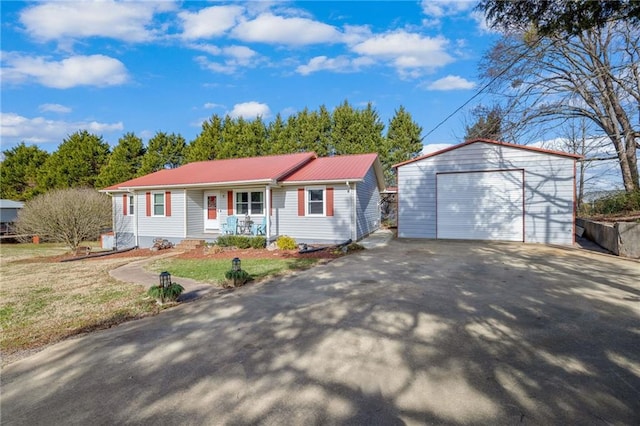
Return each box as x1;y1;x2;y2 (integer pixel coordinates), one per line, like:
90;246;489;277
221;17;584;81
394;138;580;245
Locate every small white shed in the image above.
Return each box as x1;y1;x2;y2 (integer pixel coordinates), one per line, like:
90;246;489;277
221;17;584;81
394;139;580;245
0;199;24;235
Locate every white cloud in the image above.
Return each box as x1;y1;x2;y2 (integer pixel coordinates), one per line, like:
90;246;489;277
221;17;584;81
179;5;244;40
38;103;72;114
421;0;476;18
0;112;123;144
192;44;261;74
203;102;225;110
342;24;373;45
228;102;271;119
188;43;222;55
424;75;476;90
19;1;172;43
223;45;257;61
232;13;342;45
191;44;259;74
1;53;129;89
296;55;374;75
351;31;454;76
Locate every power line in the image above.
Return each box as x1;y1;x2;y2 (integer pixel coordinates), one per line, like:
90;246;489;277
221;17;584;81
422;37;543;140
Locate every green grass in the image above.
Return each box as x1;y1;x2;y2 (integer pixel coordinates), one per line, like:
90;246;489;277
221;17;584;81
148;257;320;285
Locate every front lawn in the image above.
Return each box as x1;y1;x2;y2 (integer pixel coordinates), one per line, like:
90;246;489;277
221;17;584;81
0;243;328;366
0;243;159;365
147;257;320;285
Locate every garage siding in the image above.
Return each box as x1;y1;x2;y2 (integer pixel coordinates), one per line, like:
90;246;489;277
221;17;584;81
397;142;575;245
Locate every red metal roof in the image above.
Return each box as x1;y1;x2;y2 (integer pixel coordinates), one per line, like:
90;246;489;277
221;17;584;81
103;152;316;190
281;153;379;183
393;138;582;168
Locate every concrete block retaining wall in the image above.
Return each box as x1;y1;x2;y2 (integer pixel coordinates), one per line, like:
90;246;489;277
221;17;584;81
577;218;640;258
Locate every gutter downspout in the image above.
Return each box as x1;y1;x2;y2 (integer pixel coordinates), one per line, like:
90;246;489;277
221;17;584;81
265;184;271;240
349;181;357;241
183;189;187;239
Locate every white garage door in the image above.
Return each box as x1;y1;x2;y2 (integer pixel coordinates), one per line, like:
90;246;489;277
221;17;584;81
437;170;524;241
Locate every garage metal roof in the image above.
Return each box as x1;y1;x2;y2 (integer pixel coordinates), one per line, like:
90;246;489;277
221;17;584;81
393;138;582;168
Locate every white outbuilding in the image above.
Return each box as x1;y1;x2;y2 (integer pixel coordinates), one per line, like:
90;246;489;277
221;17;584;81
394;138;581;245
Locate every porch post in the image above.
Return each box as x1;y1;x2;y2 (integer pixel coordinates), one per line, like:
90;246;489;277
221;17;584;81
265;185;271;239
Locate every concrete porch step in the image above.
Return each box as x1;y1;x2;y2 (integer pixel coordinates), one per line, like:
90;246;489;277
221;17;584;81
175;239;206;251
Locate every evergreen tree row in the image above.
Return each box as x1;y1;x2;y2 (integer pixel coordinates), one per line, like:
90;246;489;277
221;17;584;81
1;101;423;200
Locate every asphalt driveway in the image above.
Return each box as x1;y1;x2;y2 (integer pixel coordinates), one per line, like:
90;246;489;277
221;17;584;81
2;240;639;425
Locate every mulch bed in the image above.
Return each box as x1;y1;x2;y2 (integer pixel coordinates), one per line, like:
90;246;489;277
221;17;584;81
174;246;342;260
14;246;342;263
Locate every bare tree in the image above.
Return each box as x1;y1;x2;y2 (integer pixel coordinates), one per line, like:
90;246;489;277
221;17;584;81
554;118;620;208
15;188;112;250
481;21;639;193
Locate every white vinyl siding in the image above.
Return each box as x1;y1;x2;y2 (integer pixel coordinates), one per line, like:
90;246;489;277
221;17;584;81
397;142;575;245
112;193;135;248
137;191;185;239
113;194;134;231
436;170;524;241
273;186;351;244
356;167;381;240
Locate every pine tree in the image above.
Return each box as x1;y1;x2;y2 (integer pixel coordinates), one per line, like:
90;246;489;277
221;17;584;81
38;130;110;190
95;132;146;188
382;106;424;185
464;105;503;141
138;132;186;175
0;142;49;200
264;113;290;155
185;115;223;163
331;101;384;155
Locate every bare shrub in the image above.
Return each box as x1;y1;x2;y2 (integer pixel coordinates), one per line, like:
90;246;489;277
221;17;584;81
15;188;112;250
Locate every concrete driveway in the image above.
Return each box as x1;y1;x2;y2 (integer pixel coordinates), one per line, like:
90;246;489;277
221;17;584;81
2;240;639;425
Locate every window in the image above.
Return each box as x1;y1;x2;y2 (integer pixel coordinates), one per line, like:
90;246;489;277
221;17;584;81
153;192;165;216
306;187;325;216
128;195;134;216
235;191;264;215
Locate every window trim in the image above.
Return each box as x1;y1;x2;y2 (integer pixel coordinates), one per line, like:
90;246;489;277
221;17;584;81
305;186;326;216
234;190;265;216
152;191;165;217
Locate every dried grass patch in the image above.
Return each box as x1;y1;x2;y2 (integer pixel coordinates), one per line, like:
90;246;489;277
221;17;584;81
0;255;159;366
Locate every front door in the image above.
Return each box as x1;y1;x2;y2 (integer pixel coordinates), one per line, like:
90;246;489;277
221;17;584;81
204;192;219;231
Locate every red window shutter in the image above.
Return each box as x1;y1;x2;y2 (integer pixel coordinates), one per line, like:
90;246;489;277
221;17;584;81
298;188;305;216
146;192;151;216
270;191;273;216
122;194;128;216
227;191;233;215
165;191;171;217
326;187;334;217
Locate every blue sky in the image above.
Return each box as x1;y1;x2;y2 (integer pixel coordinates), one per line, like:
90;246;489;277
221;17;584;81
1;0;500;153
